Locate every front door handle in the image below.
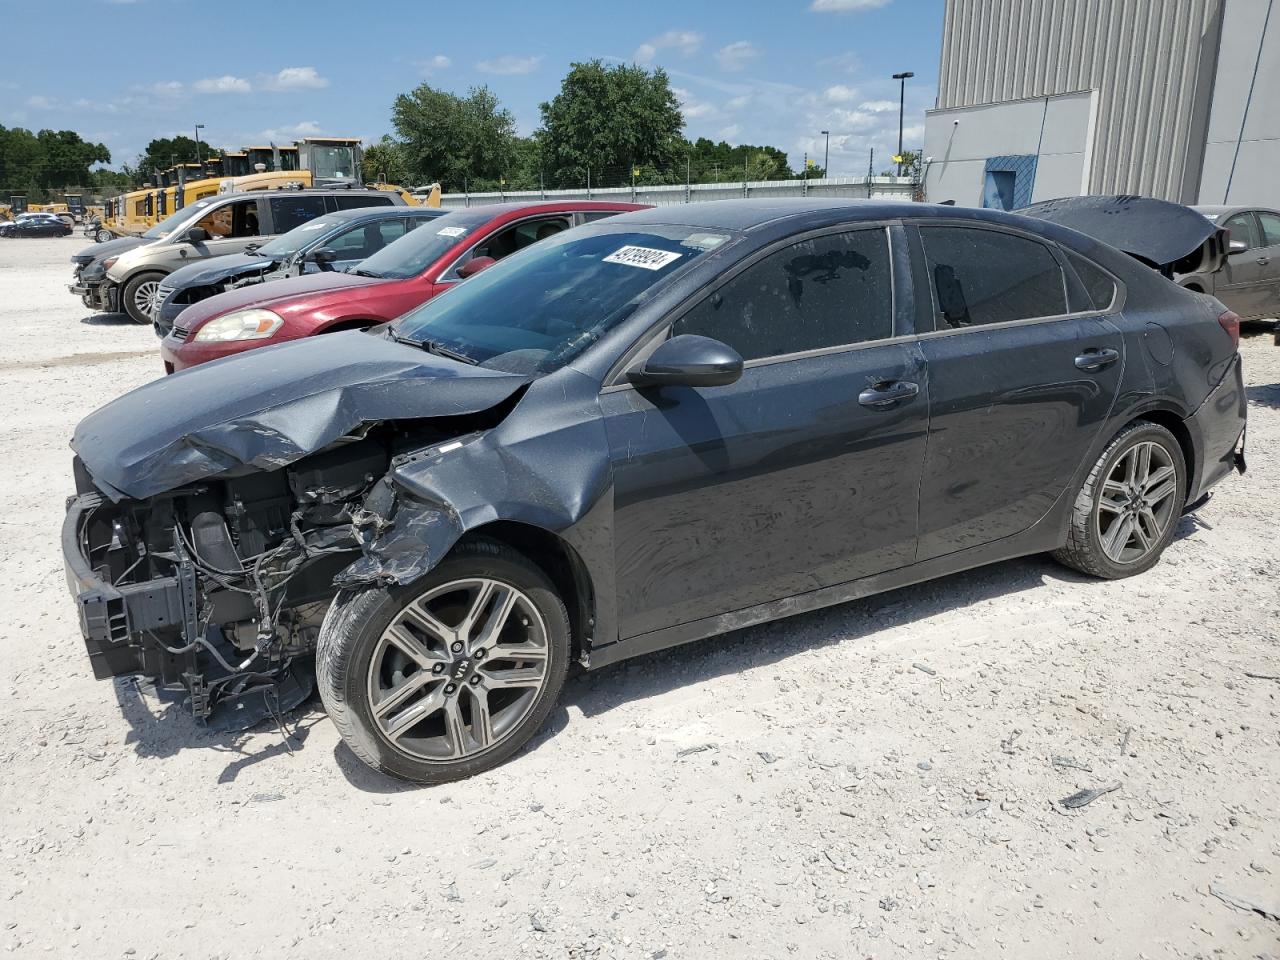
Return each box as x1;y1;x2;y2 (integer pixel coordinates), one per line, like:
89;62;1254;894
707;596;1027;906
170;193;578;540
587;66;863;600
858;380;920;408
1074;347;1120;372
1257;256;1271;266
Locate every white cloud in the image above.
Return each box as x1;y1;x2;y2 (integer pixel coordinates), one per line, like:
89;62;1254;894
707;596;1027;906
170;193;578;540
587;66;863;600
672;86;717;121
634;30;702;63
265;66;328;91
147;80;185;98
717;124;742;142
256;120;324;141
195;75;252;94
715;41;760;72
859;99;897;112
726;94;753;111
417;54;451;74
819;51;862;74
810;0;891;11
26;94;54;109
822;84;860;103
476;55;543;75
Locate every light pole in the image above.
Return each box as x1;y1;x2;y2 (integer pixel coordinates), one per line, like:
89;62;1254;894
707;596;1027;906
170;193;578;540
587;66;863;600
891;71;913;176
820;130;829;177
194;123;205;167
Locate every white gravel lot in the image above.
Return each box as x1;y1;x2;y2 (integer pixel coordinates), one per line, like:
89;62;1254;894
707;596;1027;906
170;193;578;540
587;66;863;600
0;234;1277;960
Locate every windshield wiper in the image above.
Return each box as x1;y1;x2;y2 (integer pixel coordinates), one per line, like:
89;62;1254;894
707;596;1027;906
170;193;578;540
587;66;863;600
351;268;383;278
386;330;478;365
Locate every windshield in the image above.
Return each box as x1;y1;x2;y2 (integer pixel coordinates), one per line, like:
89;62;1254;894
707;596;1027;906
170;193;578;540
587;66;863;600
255;213;346;258
142;199;216;239
356;209;496;279
391;223;734;375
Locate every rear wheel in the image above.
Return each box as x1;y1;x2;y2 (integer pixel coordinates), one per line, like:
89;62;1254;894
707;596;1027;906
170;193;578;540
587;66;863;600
1053;421;1186;579
95;228;112;243
122;271;165;324
316;539;571;783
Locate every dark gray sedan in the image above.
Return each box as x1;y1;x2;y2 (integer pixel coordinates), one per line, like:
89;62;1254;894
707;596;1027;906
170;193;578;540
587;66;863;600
63;199;1247;783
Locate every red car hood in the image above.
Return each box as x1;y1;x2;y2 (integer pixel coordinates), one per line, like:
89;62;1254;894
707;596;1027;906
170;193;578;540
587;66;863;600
177;271;388;328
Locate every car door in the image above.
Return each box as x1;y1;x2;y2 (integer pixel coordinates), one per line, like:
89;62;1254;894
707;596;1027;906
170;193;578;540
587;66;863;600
183;197;270;264
1254;210;1280;319
1218;211;1268;319
599;225;929;640
910;222;1126;561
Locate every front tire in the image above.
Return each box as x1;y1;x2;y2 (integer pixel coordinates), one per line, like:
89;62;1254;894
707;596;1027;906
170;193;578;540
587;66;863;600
1053;421;1187;579
122;271;165;324
316;538;571;784
95;228;112;243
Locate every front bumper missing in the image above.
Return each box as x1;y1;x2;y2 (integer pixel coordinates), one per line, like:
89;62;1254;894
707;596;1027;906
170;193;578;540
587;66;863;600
62;493;198;681
67;280;117;312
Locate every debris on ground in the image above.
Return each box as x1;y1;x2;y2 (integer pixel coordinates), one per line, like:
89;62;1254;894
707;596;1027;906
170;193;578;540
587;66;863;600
1059;782;1122;809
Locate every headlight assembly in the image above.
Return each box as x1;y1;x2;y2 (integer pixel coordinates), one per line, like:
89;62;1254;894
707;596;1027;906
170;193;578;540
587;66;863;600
192;309;283;343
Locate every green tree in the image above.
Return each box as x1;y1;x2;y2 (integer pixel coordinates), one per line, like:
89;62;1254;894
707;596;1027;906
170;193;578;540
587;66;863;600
686;137;795;183
391;83;517;191
538;61;685;188
362;136;409;185
878;150;920;178
137;136;219;178
35;129;110;190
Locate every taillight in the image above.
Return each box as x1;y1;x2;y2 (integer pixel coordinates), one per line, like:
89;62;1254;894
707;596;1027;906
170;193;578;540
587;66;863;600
1217;309;1241;348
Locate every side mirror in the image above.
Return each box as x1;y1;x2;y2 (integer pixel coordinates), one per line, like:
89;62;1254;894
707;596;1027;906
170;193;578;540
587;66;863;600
1228;239;1249;254
184;226;209;243
627;334;744;389
456;255;496;279
310;248;339;271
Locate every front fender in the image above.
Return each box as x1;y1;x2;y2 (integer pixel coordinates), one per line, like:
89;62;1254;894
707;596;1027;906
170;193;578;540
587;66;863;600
332;370;620;643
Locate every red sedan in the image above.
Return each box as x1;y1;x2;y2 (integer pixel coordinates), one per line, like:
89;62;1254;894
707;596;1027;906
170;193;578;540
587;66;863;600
160;200;647;372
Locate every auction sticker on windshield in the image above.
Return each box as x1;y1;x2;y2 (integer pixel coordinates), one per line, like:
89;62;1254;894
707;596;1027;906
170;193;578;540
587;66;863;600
603;246;683;270
437;226;467;237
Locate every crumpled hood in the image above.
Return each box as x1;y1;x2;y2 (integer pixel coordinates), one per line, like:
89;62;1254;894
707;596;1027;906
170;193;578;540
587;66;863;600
176;269;387;329
72;331;531;501
165;252;281;289
1017;195;1220;269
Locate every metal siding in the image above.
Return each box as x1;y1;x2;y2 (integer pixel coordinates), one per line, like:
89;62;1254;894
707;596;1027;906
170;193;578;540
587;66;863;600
935;0;1224;199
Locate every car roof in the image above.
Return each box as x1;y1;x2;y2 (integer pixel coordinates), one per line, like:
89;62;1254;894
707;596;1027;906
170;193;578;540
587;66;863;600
309;205;447;225
608;197;951;231
1192;204;1279;217
438;199;648;220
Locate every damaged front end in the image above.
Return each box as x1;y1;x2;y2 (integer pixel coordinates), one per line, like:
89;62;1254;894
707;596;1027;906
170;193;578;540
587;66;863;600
63;331;531;726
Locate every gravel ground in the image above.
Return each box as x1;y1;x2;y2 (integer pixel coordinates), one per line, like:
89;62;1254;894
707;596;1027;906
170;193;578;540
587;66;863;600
1;234;1278;960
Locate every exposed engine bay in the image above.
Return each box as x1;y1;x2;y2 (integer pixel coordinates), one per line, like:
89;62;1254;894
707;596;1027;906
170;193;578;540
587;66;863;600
66;421;479;728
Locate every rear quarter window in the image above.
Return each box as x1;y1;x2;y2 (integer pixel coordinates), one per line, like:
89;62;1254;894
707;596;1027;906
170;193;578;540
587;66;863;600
1064;251;1118;312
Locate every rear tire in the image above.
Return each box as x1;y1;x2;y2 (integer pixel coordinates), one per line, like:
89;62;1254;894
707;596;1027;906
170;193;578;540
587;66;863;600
1052;421;1187;579
316;538;571;784
95;228;112;243
122;271;165;324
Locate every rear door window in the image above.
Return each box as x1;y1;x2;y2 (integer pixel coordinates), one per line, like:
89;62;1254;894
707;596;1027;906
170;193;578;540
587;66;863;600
1257;211;1280;247
269;195;328;233
919;225;1067;329
333;194;395;210
674;227;893;361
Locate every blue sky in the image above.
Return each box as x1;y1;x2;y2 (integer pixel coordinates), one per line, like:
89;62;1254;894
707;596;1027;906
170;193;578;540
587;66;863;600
0;0;943;178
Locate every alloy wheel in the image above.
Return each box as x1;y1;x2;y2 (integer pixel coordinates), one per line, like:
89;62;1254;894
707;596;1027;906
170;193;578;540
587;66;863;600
366;578;550;762
133;279;161;318
1094;440;1179;564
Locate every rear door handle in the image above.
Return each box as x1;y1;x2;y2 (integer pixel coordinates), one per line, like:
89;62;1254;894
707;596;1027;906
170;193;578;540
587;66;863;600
1074;347;1120;372
1257;256;1271;266
858;380;920;408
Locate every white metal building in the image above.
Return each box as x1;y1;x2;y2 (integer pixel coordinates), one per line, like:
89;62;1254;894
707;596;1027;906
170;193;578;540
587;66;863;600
921;0;1279;209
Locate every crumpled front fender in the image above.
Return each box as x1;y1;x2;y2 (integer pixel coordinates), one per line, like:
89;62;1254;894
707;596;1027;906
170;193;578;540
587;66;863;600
333;371;616;599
